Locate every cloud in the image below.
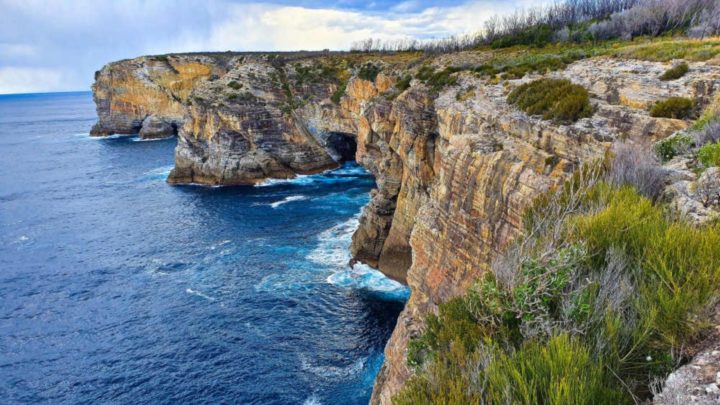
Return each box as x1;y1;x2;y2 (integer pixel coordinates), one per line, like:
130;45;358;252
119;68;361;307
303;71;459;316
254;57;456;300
0;0;534;94
0;67;63;94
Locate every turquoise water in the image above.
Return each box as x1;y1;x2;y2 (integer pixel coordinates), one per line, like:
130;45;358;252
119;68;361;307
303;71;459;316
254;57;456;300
0;92;408;404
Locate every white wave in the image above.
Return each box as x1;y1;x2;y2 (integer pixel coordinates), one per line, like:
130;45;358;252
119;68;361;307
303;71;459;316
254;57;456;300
255;174;313;187
303;394;322;405
88;133;137;140
186;288;215;301
307;215;410;301
300;355;366;380
306;215;359;268
270;195;308;208
327;265;410;301
142;165;174;180
208;239;232;250
131;135;174;142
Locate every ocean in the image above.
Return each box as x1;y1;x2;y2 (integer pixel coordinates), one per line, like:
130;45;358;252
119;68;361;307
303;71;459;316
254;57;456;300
0;92;408;404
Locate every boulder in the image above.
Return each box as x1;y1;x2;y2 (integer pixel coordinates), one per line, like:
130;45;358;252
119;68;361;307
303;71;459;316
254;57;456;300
139;115;176;139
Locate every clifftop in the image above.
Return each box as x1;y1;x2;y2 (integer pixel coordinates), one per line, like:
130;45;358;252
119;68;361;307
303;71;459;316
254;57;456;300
91;37;720;403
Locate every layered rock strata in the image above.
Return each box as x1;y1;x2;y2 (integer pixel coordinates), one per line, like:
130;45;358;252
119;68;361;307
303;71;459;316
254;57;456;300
91;53;720;403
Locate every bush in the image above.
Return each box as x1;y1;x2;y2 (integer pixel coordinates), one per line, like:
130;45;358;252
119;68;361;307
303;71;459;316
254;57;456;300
660;62;689;81
484;334;624;404
416;66;460;92
611;142;667;201
330;82;347;104
650;97;694;119
693;119;720;146
395;75;412;92
227;80;242;90
507;78;593;123
654;134;693;161
357;63;380;82
698;142;720;167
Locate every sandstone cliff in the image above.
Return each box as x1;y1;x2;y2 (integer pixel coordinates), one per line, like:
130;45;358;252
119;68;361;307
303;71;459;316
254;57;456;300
91;49;720;403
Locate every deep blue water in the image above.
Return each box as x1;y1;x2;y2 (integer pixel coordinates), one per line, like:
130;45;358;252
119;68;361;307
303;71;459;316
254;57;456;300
0;92;408;404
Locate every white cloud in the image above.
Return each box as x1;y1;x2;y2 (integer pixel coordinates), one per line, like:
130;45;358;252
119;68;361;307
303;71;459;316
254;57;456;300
0;0;539;94
0;67;63;94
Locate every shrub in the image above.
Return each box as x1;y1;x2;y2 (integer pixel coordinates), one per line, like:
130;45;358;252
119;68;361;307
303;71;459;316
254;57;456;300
484;334;624;404
331;82;347;104
227;80;242;90
611;142;667;201
650;97;694;119
698;142;720;167
693;118;720;146
395;75;412;92
357;63;380;82
507;78;593;123
660;62;689;81
416;66;460;92
654;134;693;161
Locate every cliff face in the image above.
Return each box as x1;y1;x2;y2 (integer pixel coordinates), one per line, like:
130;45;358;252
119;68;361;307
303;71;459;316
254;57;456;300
91;51;720;403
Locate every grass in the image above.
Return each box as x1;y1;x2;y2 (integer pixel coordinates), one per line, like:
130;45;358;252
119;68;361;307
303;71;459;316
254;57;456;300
650;97;694;119
507;78;593;123
698;142;720;167
608;37;720;62
660;62;689;81
395;169;720;404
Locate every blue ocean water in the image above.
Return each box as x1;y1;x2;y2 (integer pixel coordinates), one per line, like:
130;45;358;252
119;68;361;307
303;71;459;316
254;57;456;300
0;92;408;404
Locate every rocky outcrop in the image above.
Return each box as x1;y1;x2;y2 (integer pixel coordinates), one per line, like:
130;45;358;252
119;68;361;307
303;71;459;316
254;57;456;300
654;304;720;405
91;51;720;403
90;54;233;136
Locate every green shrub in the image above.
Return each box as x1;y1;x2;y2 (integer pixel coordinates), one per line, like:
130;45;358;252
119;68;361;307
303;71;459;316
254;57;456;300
654;134;692;162
659;62;689;81
484;334;624;405
508;78;593;123
357;63;380;82
227;80;242;90
331;81;347;104
650;97;694;119
395;75;412;92
698;142;720;167
415;66;460;92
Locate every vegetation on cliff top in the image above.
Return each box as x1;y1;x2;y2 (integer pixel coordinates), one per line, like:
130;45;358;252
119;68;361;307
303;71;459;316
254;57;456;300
395;151;720;404
508;78;593;123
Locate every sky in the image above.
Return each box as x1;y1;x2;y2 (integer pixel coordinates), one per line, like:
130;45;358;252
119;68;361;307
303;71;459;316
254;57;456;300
0;0;539;94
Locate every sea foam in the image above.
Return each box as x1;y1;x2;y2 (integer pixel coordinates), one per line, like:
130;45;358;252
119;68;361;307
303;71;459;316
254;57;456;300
270;195;308;208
